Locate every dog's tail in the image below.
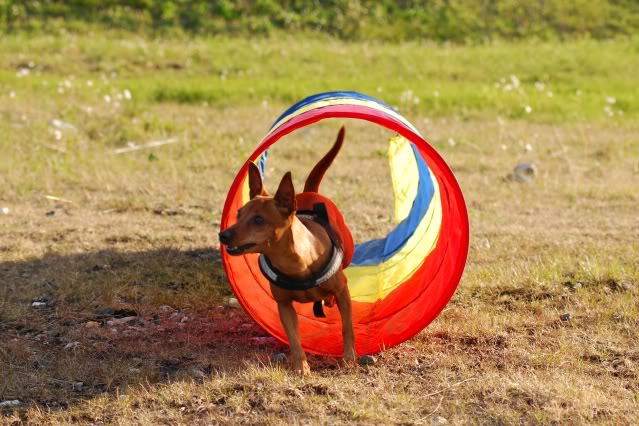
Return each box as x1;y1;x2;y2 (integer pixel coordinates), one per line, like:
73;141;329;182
303;126;345;193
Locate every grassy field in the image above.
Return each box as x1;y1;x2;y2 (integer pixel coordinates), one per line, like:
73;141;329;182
1;32;638;424
4;0;639;42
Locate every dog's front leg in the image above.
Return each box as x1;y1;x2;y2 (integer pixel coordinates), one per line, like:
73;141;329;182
277;301;310;376
335;274;357;364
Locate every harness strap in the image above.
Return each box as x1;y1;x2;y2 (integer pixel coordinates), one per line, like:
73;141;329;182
313;301;326;318
258;244;343;290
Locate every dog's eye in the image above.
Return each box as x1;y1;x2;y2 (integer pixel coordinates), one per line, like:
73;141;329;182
253;215;265;225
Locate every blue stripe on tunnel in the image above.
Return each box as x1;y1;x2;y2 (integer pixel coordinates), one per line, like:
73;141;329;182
269;91;396;130
350;145;435;266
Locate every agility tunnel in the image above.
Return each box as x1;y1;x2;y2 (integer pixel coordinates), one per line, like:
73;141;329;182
220;91;469;356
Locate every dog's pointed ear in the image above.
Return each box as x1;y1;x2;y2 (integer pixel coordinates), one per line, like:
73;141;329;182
274;172;296;214
248;162;267;199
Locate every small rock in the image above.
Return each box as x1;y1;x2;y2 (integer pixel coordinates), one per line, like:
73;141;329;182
227;297;241;309
431;415;448;426
0;400;21;408
359;355;377;366
72;382;84;392
0;207;9;215
507;163;537;183
95;307;138;319
84;321;100;329
190;367;206;379
106;316;137;326
64;341;80;351
31;301;48;308
287;387;305;399
272;353;287;364
158;305;173;314
560;313;572;322
46;210;56;217
169;312;183;321
563;281;583;291
50;119;76;131
153;207;185;216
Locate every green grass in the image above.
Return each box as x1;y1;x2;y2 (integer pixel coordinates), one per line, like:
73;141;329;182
1;31;638;424
3;0;639;42
1;34;638;123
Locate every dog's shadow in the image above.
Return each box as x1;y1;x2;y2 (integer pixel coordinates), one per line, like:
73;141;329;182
0;247;304;411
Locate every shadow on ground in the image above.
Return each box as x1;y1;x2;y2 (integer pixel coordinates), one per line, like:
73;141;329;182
0;247;291;413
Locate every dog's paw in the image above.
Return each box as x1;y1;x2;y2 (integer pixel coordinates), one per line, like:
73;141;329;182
341;351;358;367
293;359;311;376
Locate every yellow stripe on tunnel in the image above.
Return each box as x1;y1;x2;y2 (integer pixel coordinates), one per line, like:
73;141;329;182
345;171;442;303
388;136;419;223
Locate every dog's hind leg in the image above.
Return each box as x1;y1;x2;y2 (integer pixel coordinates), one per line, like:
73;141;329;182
277;302;311;376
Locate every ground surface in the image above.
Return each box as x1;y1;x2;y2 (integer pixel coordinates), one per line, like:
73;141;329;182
1;34;638;425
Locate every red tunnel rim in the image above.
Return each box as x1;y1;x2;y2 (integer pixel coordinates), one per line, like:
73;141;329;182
220;107;470;355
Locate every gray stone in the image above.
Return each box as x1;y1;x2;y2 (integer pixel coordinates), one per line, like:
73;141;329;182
272;352;287;364
64;341;80;351
359;355;377;366
158;305;173;314
106;316;137;326
508;163;537;183
0;400;21;408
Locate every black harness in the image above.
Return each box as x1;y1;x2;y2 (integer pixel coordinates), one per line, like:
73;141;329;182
258;203;344;318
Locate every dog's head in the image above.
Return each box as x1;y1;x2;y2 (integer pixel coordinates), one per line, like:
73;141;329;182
219;162;297;256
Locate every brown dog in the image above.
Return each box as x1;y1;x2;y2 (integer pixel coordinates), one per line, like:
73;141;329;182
219;127;355;375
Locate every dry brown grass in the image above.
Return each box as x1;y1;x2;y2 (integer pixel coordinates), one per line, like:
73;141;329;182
1;36;639;425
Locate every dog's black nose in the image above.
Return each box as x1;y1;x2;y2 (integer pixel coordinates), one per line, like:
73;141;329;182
218;230;232;245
